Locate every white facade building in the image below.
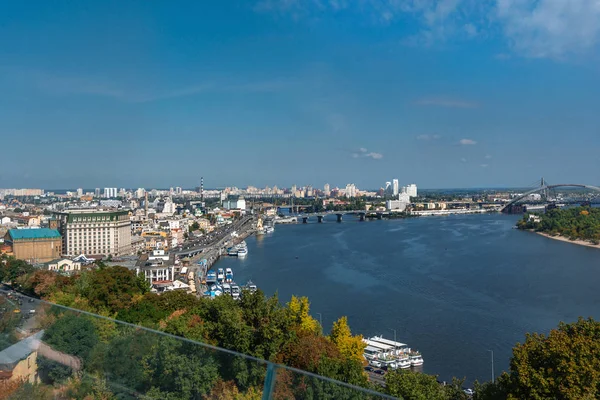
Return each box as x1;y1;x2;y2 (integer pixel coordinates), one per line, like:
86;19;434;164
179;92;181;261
103;187;118;198
54;209;132;257
392;179;399;196
345;184;357;198
222;197;246;210
406;184;417;198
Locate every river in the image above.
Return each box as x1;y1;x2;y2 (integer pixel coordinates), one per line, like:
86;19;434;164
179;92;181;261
215;213;600;384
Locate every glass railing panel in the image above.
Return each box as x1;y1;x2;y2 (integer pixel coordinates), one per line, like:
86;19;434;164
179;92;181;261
0;289;397;399
272;364;395;400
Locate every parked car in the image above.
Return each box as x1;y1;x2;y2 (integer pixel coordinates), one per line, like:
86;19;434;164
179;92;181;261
364;366;375;372
374;370;386;376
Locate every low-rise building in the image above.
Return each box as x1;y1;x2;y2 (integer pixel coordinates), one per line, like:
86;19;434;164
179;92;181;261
135;249;177;286
45;258;82;274
3;228;62;264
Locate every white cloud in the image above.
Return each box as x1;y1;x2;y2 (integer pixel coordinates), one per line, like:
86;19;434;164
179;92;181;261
495;0;600;58
459;138;477;145
416;134;442;140
352;148;383;160
485;154;492;159
480;163;489;168
461;157;468;162
415;97;479;108
254;0;600;59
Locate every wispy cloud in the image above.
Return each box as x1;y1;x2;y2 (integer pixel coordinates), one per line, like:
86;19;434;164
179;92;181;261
416;134;442;141
459;138;477;145
480;164;489;168
415;97;479;109
485;154;492;159
8;68;296;103
254;0;600;59
352;147;383;160
461;157;468;163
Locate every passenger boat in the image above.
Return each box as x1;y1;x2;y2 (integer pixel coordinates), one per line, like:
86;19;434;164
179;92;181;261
409;353;424;366
265;225;274;233
237;247;248;257
206;270;217;284
222;283;232;295
225;268;233;283
228;245;240;256
217;268;225;283
245;280;257;293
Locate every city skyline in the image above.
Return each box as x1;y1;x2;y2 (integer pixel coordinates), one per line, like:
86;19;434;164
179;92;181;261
2;2;600;189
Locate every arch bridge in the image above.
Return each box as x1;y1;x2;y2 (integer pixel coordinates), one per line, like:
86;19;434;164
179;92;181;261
501;184;600;213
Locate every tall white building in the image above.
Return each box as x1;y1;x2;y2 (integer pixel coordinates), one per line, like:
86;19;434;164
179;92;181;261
345;183;357;198
392;179;399;196
324;183;331;196
54;209;132;257
136;188;146;199
384;182;392;194
406;184;417;198
103;187;118;198
175;187;182;195
76;188;83;197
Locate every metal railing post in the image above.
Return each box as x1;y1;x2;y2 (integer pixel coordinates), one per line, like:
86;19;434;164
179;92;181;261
262;362;278;400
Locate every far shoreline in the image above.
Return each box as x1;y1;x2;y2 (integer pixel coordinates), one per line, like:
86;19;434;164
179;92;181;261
529;230;600;250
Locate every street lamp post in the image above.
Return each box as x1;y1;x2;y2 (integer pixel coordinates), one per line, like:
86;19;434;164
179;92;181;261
389;328;397;354
487;350;495;382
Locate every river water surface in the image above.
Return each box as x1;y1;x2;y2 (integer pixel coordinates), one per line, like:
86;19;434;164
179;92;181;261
216;214;600;383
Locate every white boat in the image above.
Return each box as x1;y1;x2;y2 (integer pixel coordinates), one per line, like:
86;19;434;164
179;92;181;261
397;357;412;369
265;225;274;233
409;353;424;366
217;268;225;282
231;285;240;300
222;283;232;295
237;247;248;257
228;245;239;256
245;280;257;293
225;268;233;283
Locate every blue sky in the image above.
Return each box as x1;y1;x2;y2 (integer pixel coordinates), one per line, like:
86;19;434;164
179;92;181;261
1;0;599;190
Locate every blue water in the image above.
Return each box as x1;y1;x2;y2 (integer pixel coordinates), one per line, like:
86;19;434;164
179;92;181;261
216;214;600;384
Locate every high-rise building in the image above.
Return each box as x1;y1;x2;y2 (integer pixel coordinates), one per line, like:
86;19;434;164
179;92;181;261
385;181;392;194
392;179;399;196
103;188;116;198
291;185;297;197
324;183;331;196
406;184;418;198
76;188;83;197
345;183;357;198
94;188;101;197
136;188;146;199
54;209;132;257
175;187;182;195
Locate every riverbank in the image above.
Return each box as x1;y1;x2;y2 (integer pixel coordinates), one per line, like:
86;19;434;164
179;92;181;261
534;231;600;250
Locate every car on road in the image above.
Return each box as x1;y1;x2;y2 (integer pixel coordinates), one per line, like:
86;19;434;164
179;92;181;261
463;388;474;396
364;366;375;372
374;370;386;376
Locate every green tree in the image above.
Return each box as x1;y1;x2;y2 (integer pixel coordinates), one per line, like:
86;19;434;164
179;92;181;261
491;317;600;400
39;314;99;384
142;338;220;398
189;221;200;232
385;370;449;400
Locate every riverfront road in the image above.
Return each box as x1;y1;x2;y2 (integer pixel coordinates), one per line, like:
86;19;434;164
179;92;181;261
178;216;255;294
